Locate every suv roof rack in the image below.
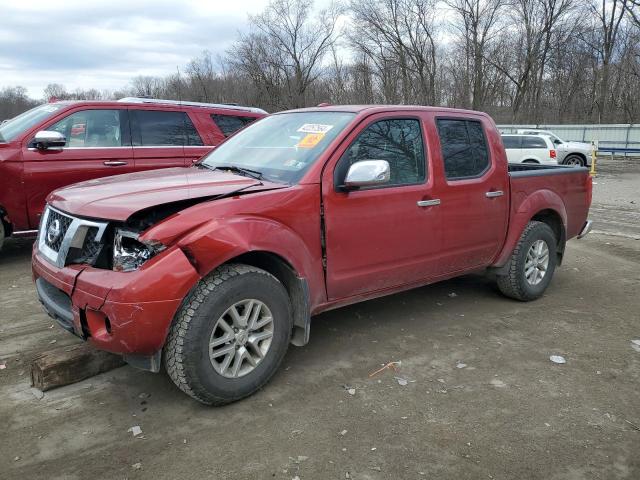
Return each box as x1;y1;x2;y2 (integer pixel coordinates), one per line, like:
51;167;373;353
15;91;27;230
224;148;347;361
117;97;267;114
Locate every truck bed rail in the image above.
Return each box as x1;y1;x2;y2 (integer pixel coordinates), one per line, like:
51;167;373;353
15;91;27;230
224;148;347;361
508;163;589;178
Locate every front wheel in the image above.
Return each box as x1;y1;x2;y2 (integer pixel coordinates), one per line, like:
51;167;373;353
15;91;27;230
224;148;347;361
563;154;585;167
496;221;558;301
164;264;292;405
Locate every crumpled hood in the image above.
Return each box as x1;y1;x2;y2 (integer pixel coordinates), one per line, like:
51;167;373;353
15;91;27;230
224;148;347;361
48;167;287;221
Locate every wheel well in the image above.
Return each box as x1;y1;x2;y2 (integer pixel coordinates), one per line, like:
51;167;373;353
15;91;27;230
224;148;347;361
531;209;566;264
228;251;311;346
567;152;586;161
522;159;539;164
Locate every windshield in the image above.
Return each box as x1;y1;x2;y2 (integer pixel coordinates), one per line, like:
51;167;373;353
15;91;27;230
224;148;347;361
0;103;66;143
200;111;355;184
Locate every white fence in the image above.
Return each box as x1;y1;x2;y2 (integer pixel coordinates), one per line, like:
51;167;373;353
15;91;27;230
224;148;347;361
497;124;640;153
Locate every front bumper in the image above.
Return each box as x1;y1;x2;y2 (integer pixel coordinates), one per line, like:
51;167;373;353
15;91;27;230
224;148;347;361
32;245;200;365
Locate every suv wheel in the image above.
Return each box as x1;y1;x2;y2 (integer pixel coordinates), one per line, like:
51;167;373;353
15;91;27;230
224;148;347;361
563;154;585;167
164;264;292;405
496;221;557;301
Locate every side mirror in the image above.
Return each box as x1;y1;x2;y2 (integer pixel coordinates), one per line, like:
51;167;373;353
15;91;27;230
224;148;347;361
553;139;561;145
34;130;66;150
343;160;391;189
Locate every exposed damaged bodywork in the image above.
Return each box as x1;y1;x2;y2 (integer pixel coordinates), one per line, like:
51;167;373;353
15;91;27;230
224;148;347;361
33;168;321;372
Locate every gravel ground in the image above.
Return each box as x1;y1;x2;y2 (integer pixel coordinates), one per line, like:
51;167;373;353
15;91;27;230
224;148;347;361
0;163;639;480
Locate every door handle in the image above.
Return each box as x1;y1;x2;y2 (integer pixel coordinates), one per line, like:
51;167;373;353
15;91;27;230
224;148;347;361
417;199;441;207
103;161;127;166
485;190;504;198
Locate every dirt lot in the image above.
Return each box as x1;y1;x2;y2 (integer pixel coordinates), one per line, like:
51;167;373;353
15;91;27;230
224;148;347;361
1;158;639;480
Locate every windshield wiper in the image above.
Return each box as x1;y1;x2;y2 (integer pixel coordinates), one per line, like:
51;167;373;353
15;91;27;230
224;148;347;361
199;163;263;180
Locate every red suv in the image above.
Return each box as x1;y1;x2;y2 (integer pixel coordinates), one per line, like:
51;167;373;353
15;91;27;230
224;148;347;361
0;97;266;249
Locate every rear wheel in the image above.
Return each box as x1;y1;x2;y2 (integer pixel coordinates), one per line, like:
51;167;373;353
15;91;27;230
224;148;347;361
164;264;292;405
496;221;557;301
563;154;585;167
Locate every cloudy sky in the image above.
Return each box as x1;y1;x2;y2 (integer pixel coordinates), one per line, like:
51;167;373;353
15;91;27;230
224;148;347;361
0;0;308;98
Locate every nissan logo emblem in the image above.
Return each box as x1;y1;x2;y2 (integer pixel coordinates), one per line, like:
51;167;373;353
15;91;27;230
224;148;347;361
46;218;62;244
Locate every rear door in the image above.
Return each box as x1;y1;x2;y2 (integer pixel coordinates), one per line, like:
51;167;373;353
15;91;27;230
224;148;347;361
521;135;550;163
182;111;212;165
501;135;522;163
22;107;134;227
322;113;442;300
434;117;509;273
130;109;193;169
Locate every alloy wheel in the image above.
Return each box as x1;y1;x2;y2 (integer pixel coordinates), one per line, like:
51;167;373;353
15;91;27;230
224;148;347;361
524;240;550;286
208;299;274;378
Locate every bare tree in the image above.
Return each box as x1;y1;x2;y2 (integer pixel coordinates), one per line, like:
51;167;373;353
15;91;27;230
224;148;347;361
446;0;505;110
588;0;630;122
229;0;343;110
349;0;440;105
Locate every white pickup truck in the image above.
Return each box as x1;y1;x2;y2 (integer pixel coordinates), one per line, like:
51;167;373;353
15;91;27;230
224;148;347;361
516;129;593;167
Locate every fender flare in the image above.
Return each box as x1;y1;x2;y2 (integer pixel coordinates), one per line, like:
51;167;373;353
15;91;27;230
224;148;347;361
160;215;324;346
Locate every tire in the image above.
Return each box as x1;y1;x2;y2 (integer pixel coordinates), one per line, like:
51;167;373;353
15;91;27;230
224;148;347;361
164;264;292;405
496;221;558;301
563;154;585;167
0;221;4;252
522;159;539;164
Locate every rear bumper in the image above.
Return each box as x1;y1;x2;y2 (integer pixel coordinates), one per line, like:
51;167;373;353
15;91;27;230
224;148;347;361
577;219;593;239
32;245;200;364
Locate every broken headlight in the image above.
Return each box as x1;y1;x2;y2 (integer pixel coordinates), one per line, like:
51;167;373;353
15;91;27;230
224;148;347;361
113;228;165;272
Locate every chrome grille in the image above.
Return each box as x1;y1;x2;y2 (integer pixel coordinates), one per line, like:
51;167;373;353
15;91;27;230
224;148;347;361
78;227;102;263
38;206;108;268
43;209;73;252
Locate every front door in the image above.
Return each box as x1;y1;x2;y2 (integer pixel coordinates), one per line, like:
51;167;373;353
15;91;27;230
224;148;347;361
22;108;134;227
322;114;441;300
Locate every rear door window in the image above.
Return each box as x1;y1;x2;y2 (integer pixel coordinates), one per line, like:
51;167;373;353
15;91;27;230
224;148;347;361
211;114;257;137
501;136;521;149
522;136;547;148
436;119;490;180
48;109;125;147
131;110;203;146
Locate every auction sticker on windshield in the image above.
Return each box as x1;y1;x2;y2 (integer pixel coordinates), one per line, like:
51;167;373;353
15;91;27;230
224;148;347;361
297;133;326;148
297;124;334;134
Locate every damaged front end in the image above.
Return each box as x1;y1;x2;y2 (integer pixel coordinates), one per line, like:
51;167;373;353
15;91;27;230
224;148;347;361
33;204;203;372
113;228;165;272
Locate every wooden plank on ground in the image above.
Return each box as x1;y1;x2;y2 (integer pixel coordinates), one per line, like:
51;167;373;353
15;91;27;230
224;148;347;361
30;343;125;392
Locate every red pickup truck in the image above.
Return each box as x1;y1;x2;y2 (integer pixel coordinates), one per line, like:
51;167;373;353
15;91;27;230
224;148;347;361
0;97;266;250
32;105;593;405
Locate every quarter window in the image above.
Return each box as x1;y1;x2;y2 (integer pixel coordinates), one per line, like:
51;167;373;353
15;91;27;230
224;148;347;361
437;119;490;180
49;110;123;147
132;110;203;146
337;118;426;187
212;114;257;137
522;136;547;148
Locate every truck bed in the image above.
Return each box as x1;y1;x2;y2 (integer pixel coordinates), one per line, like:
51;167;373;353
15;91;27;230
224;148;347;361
508;163;591;241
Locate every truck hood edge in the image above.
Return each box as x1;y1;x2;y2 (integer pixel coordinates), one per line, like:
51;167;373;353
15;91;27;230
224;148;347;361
47;167;288;221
